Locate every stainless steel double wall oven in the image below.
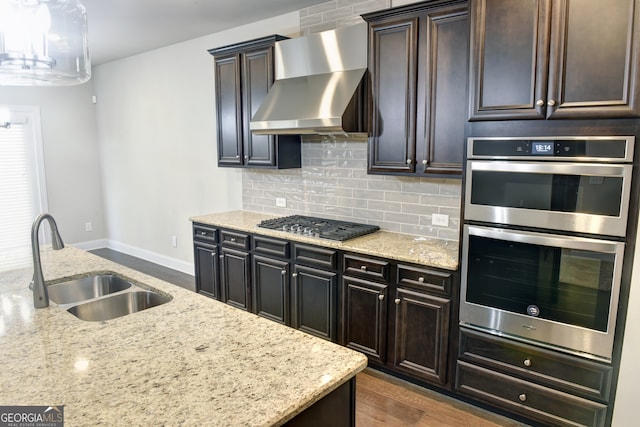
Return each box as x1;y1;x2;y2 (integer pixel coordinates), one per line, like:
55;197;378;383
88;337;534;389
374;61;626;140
460;136;634;361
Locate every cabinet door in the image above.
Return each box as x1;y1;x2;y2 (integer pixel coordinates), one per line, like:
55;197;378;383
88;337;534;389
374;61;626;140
419;6;468;175
215;54;243;165
342;276;388;364
194;242;220;300
252;255;290;325
292;265;338;342
546;0;640;118
220;247;251;311
242;47;277;167
393;287;450;385
368;16;418;173
468;0;551;120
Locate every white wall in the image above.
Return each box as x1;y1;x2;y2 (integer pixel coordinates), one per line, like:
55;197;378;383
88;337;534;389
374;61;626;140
0;84;106;246
611;224;640;425
92;12;300;273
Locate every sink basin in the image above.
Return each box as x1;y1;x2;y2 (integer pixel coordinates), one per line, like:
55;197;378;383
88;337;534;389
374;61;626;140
48;274;132;304
67;291;171;321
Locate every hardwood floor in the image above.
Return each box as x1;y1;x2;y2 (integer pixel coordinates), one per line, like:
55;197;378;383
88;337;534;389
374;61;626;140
91;248;526;427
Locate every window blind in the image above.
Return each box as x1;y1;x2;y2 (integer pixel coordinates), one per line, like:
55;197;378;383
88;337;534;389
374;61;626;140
0;123;35;272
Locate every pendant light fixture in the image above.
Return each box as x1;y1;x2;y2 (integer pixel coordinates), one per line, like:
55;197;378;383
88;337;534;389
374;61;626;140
0;0;91;86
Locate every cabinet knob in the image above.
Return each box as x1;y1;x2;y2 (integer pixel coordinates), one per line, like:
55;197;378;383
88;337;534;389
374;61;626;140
281;270;287;276
378;294;384;301
518;393;527;402
418;277;425;283
200;231;207;236
292;273;298;278
394;298;401;305
219;254;224;259
535;99;545;107
244;155;248;160
235;155;240;158
229;237;236;243
547;99;556;107
523;358;532;367
422;160;427;165
360;265;367;271
406;159;412;165
211;252;216;257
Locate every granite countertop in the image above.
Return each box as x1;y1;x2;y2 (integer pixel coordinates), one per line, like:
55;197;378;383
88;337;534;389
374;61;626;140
190;210;460;271
0;247;367;426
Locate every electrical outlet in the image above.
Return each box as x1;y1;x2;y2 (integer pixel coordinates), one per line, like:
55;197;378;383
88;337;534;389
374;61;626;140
85;222;92;232
431;214;449;227
275;197;287;207
171;235;178;248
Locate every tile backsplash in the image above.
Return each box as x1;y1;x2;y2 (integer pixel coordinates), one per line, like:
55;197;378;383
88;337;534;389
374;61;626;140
299;0;391;35
242;139;461;241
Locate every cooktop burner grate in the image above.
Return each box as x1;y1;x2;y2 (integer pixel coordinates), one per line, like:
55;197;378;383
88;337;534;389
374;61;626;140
258;215;380;241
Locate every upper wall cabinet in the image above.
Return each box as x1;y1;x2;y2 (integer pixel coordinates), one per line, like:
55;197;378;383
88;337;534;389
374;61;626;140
363;1;469;177
469;0;640;120
208;36;301;169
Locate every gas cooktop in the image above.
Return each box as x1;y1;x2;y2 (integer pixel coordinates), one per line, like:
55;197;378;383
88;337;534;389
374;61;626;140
257;215;380;241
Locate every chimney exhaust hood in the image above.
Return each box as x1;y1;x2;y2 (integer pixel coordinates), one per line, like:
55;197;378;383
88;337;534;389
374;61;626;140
250;23;368;136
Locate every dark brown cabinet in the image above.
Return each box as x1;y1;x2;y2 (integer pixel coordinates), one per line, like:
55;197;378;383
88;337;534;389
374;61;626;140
393;287;450;385
193;224;220;299
456;327;612;427
292;244;339;342
208;36;301;168
363;1;469;177
219;229;251;311
469;0;640;120
342;253;453;387
252;236;291;325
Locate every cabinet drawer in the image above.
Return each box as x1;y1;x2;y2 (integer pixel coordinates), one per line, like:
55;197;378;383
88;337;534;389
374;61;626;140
397;264;451;295
343;254;389;282
459;328;612;402
253;235;290;259
456;361;607;427
293;244;337;270
220;229;250;250
193;224;218;243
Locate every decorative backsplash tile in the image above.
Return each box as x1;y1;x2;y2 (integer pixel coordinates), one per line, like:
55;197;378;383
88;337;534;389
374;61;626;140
299;0;391;35
242;139;461;241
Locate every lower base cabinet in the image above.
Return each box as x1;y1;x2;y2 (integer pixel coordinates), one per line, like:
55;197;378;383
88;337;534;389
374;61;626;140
456;327;612;427
220;247;251;311
342;254;453;388
293;264;338;342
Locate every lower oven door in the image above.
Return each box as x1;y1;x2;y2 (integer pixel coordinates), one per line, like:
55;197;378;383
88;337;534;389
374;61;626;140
460;224;625;361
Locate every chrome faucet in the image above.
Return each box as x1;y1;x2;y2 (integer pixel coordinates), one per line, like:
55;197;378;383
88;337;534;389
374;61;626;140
30;213;65;308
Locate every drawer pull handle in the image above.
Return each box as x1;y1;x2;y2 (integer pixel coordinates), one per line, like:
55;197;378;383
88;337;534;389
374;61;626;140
523;358;532;367
418;277;424;283
518;393;527;402
361;265;367;271
378;294;384;301
394;298;401;305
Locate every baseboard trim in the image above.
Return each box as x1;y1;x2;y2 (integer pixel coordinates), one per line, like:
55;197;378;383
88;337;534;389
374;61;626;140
72;239;194;276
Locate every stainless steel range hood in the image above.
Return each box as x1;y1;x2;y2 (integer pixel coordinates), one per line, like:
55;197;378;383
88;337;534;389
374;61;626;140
250;23;368;136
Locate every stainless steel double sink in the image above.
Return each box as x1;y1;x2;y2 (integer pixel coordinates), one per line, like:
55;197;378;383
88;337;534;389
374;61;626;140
48;274;171;321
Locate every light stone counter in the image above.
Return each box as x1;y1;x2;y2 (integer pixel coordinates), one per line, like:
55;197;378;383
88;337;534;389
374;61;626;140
190;210;459;271
0;247;367;426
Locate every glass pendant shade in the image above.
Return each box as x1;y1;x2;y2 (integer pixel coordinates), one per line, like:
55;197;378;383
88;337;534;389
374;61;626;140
0;0;91;86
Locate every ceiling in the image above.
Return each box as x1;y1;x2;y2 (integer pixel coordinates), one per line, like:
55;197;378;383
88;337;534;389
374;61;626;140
82;0;329;65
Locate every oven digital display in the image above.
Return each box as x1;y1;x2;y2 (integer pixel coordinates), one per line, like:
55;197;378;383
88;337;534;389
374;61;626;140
531;141;554;155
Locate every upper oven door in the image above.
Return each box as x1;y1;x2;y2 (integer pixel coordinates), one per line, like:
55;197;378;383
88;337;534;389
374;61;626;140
464;160;633;236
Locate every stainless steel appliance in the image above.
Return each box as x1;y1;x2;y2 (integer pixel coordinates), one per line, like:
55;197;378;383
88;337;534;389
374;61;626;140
460;136;635;361
258;215;380;241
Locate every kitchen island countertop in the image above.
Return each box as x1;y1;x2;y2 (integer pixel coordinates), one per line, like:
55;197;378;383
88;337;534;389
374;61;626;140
0;247;367;426
190;210;459;271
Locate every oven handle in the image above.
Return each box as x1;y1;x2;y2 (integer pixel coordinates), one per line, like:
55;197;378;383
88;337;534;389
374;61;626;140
465;224;626;254
468;160;631;177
